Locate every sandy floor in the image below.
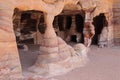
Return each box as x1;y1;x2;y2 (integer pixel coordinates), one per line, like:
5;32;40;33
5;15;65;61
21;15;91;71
19;45;120;80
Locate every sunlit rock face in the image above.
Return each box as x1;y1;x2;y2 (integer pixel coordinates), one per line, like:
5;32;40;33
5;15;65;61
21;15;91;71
0;1;22;80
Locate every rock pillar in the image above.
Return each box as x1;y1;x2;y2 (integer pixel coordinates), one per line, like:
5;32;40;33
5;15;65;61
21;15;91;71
83;12;95;47
29;14;87;77
105;12;114;47
0;1;22;80
66;15;76;42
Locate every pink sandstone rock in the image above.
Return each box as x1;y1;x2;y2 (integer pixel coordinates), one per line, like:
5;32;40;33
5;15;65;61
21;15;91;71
0;0;114;79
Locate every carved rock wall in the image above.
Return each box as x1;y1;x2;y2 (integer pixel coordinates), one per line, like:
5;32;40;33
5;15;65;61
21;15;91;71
113;0;120;45
0;0;22;80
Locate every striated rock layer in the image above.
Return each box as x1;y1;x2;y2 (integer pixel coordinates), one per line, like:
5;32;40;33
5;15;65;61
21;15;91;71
0;0;22;80
28;36;88;77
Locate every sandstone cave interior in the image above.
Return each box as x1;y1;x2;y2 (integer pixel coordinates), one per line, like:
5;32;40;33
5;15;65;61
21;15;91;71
13;9;86;70
13;9;108;70
13;10;86;50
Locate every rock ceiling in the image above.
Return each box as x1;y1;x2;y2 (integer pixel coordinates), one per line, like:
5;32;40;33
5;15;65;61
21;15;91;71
43;0;113;16
15;0;113;17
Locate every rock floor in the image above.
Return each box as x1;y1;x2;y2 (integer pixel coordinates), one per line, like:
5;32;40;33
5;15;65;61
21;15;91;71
19;45;120;80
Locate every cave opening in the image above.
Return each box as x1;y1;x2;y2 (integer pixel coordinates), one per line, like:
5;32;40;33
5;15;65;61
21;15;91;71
92;13;108;45
13;9;45;71
53;11;85;43
13;10;44;45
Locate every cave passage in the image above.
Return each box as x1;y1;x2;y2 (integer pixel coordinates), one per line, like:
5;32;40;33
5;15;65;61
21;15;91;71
92;13;108;45
54;14;84;43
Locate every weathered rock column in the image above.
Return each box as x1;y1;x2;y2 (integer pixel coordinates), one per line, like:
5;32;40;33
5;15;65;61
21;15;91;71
29;14;60;74
57;15;66;40
29;13;87;76
27;0;87;77
0;1;22;80
66;15;76;42
105;12;114;47
62;16;67;40
66;15;81;42
83;12;95;47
